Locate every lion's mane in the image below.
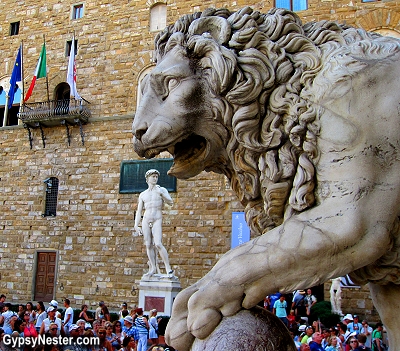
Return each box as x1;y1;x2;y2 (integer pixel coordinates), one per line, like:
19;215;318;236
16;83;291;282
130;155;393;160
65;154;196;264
154;7;400;236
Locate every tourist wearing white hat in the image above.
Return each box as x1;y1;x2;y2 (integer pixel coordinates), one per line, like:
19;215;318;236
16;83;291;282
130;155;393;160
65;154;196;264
49;300;62;319
343;314;354;324
122;316;139;343
39;306;63;336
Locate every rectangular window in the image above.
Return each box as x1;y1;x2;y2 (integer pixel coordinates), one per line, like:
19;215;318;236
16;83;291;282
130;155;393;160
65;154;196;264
66;40;78;57
10;21;20;36
119;159;176;193
150;4;167;32
275;0;307;11
72;4;84;19
42;177;59;217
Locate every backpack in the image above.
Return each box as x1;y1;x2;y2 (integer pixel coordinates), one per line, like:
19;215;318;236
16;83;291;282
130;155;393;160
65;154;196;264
371;330;387;351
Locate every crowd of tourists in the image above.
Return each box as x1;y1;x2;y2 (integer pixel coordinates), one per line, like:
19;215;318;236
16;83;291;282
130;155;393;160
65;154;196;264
0;291;389;351
290;316;386;351
0;295;173;351
266;290;388;351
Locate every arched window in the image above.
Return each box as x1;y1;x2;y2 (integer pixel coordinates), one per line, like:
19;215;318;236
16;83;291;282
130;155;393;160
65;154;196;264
0;86;6;106
0;78;21;127
54;82;71;115
54;82;71;101
150;3;167;32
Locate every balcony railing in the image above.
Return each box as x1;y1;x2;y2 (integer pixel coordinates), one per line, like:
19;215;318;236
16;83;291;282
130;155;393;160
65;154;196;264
18;98;91;148
18;98;90;127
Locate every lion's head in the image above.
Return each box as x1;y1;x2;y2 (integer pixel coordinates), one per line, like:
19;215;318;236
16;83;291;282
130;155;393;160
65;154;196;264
133;6;397;235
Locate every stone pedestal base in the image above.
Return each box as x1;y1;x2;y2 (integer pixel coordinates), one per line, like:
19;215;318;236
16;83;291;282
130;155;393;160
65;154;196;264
138;274;181;316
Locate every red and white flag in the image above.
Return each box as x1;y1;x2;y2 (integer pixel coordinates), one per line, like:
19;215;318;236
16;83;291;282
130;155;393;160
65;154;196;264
67;36;81;99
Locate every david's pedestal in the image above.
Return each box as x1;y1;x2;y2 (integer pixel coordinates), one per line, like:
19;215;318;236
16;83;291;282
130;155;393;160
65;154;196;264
138;274;181;316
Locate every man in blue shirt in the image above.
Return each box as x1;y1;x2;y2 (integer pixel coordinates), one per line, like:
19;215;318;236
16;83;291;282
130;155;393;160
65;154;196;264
309;332;325;351
273;295;288;327
348;315;363;335
122;315;139;342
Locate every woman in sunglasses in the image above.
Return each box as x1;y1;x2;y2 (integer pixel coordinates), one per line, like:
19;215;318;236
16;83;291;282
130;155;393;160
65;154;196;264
96;328;113;351
23;311;38;338
349;338;359;351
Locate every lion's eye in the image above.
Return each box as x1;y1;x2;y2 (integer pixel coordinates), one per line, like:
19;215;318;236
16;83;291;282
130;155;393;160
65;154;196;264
167;78;179;91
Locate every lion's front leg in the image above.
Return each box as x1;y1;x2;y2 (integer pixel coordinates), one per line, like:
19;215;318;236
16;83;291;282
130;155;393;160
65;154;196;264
165;277;244;350
165;203;393;351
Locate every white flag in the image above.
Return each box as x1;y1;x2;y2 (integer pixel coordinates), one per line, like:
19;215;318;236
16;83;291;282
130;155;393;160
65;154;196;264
67;37;81;99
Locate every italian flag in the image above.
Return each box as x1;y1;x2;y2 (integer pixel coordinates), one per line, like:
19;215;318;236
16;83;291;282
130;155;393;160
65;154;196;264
24;43;46;102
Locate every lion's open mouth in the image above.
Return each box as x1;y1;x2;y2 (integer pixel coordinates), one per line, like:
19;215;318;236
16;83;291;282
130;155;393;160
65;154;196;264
168;134;208;178
172;134;206;161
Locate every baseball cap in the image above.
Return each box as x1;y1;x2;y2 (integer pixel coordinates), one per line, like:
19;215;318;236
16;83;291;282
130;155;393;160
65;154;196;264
124;316;133;324
47;306;56;313
49;300;58;307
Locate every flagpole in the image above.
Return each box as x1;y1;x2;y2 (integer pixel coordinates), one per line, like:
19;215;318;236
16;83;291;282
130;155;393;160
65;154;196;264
18;41;24;125
3;53;13;126
43;35;50;104
3;97;8;127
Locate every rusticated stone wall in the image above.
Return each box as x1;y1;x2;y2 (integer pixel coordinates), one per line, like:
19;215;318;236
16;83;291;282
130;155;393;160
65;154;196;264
0;116;242;309
1;0;400;315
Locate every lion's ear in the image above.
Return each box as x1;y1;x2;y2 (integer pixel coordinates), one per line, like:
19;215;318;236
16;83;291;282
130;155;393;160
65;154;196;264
188;17;231;45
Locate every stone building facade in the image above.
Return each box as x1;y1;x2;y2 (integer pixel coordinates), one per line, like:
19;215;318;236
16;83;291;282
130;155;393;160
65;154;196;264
1;0;399;316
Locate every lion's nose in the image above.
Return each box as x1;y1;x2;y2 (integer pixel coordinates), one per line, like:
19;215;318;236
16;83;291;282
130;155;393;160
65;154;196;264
134;128;147;141
132;119;148;141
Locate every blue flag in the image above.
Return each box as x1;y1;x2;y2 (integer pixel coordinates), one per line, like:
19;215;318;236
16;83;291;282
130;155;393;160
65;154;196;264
8;46;22;109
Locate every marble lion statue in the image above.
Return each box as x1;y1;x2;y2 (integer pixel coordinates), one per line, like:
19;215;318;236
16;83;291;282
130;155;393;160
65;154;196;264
133;6;400;350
